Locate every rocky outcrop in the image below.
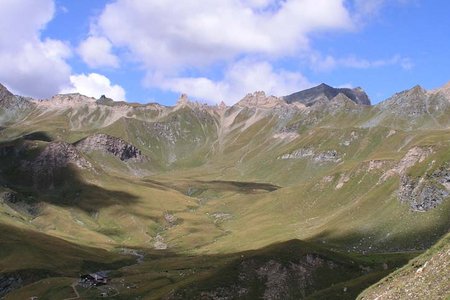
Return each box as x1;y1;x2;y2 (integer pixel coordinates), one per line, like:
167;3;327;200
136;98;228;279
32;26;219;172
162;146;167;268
252;255;325;300
0;273;23;298
0;270;58;298
377;85;450;120
381;147;433;181
278;148;341;163
31;142;92;170
340;131;359;147
237;91;287;108
0;189;40;216
154;234;168;250
0;84;35;124
0;190;18;204
283;83;371;106
75;134;147;162
21;142;92;188
398;165;450;211
35;93;96;108
169;251;362;300
377;86;430;117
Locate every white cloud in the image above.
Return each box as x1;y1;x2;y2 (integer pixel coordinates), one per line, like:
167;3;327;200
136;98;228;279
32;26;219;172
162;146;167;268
148;60;311;104
337;83;354;89
242;0;274;9
78;0;356;103
351;0;414;23
61;73;126;101
0;0;72;98
80;0;414;104
92;0;352;71
309;53;413;72
78;36;119;68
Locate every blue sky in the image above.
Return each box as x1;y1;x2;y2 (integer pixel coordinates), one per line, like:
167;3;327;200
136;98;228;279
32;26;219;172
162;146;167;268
0;0;449;105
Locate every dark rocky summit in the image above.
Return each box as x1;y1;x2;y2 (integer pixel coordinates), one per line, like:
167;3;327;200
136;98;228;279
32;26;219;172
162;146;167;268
75;133;147;162
283;83;371;106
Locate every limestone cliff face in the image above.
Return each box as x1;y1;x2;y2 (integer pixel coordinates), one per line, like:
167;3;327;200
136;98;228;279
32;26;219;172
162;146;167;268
75;133;148;162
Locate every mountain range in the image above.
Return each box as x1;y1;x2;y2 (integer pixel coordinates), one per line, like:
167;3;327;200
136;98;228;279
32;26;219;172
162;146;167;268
0;81;449;299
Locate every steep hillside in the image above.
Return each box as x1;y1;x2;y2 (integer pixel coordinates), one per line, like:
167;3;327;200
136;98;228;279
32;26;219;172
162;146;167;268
358;233;450;300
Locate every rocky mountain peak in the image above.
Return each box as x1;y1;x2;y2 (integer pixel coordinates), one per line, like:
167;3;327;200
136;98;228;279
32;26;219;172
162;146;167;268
375;85;433;119
237;91;285;108
442;80;450;90
97;94;115;105
0;84;15;107
218;101;227;110
283;83;371;106
0;83;35;124
35;93;96;109
410;85;426;94
432;81;450;99
176;93;190;106
0;83;13;99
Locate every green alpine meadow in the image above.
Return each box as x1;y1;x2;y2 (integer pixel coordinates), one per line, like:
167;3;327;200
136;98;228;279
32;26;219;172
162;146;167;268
1;81;449;299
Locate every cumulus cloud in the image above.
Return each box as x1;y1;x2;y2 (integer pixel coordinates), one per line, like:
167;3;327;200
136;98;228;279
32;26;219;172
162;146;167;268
75;0;356;103
91;0;352;70
61;73;126;101
0;0;72;98
78;36;119;68
148;60;311;104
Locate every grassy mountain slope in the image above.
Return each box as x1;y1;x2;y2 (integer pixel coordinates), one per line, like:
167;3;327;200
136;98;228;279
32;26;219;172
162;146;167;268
0;83;449;298
358;232;450;300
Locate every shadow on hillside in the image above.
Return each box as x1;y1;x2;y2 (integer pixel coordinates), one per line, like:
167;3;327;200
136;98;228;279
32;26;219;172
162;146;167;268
305;215;450;253
0;140;139;213
23;131;53;142
143;178;280;198
0;223;136;297
98;239;407;300
0;224;402;300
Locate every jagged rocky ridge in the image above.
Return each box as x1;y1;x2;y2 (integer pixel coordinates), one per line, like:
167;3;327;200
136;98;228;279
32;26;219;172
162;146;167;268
0;83;35;124
75;133;148;162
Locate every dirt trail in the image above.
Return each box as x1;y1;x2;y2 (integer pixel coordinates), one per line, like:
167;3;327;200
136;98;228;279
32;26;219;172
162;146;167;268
63;282;80;300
